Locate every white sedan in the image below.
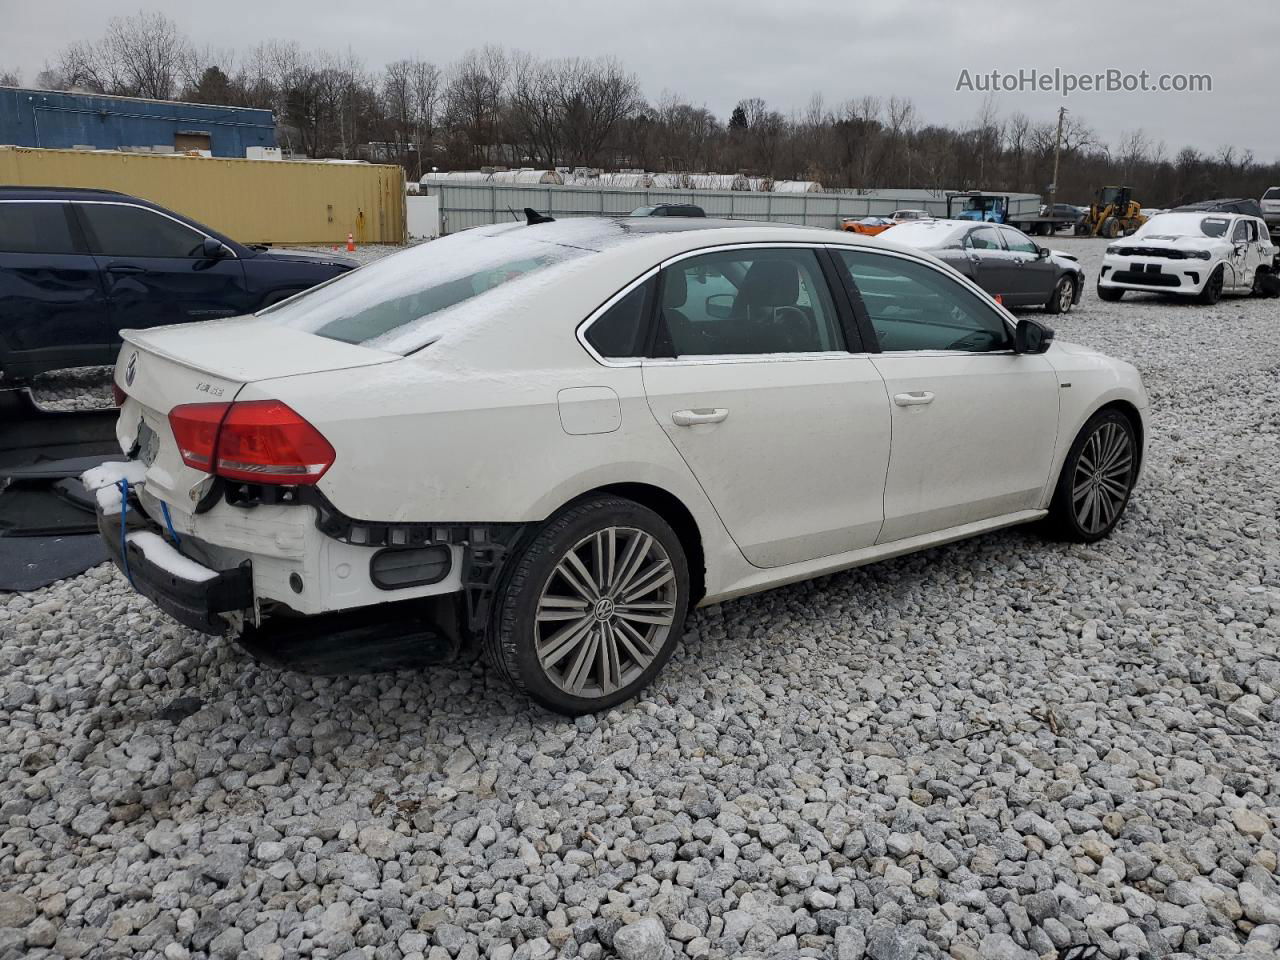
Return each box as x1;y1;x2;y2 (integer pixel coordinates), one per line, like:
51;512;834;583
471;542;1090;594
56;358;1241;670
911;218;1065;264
92;217;1150;714
1099;211;1276;304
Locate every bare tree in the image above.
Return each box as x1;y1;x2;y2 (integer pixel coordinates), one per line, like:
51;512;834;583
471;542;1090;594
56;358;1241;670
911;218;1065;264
0;68;20;87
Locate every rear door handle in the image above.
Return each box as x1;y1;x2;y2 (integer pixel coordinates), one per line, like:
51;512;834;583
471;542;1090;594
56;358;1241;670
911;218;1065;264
893;391;935;407
671;408;729;426
106;265;145;274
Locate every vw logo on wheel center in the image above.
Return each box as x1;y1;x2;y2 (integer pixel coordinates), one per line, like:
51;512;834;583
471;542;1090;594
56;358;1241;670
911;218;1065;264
592;597;616;622
125;351;138;386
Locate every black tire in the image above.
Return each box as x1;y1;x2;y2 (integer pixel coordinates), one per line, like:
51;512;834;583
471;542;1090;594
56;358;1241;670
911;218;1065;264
1197;266;1224;305
1097;285;1124;302
485;495;690;715
1045;276;1075;314
1046;409;1138;543
1100;217;1119;239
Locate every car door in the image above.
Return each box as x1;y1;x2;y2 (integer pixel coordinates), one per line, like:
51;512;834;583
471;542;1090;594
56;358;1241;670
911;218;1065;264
961;226;1011;298
639;245;891;568
73;201;250;336
0;200;112;377
999;226;1055;305
1228;218;1253;290
831;247;1060;543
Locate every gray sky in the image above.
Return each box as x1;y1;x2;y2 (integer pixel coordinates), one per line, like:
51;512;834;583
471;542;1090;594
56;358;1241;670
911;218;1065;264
4;0;1276;160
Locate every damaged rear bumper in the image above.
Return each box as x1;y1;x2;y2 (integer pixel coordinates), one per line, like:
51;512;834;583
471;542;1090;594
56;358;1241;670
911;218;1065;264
97;508;253;634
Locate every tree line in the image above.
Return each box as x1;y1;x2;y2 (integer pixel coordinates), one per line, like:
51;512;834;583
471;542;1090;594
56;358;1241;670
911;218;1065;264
5;11;1278;205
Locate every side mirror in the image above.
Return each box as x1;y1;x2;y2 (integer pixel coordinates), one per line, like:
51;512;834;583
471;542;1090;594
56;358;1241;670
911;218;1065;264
1014;317;1054;354
1037;246;1051;259
201;236;228;259
705;294;733;319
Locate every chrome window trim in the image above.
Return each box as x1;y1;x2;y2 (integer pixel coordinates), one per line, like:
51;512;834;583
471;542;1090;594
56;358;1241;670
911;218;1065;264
575;241;851;368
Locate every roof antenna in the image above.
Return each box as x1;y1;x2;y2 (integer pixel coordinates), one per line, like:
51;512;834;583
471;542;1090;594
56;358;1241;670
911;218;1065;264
524;207;555;225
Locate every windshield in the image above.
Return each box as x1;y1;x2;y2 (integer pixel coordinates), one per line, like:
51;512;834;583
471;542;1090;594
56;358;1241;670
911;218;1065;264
1137;213;1232;239
261;229;592;351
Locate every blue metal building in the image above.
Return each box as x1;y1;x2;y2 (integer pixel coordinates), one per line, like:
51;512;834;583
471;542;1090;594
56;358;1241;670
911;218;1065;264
0;87;275;157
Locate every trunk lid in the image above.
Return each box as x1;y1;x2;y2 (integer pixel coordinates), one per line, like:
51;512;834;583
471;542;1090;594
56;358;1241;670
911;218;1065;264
113;317;398;515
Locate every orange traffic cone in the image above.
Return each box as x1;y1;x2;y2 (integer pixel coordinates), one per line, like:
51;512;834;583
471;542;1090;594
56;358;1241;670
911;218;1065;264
346;232;356;252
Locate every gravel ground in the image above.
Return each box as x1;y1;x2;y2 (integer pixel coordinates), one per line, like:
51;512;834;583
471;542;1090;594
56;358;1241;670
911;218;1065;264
2;236;1278;960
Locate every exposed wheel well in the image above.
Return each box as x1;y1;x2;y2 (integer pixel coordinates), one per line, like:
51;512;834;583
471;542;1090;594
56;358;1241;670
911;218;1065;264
1094;400;1144;470
588;482;706;605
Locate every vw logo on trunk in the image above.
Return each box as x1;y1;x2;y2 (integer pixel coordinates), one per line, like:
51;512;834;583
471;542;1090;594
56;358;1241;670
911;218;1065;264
125;351;138;386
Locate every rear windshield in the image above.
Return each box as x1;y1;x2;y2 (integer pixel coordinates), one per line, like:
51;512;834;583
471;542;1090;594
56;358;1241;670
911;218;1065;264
1265;188;1280;201
260;229;592;351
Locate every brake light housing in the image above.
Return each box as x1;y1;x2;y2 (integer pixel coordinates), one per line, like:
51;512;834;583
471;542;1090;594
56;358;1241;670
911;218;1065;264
167;400;335;485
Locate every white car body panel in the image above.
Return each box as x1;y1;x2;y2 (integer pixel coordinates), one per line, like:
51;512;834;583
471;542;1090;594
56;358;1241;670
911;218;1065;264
105;220;1150;623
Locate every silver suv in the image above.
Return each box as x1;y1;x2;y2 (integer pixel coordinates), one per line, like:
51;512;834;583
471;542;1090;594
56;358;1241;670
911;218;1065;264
1263;186;1280;239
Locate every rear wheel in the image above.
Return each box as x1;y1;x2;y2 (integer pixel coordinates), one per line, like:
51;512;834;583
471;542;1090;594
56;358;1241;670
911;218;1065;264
1047;409;1138;543
1100;217;1119;239
1045;276;1075;314
1198;266;1224;305
1097;285;1124;302
485;495;690;714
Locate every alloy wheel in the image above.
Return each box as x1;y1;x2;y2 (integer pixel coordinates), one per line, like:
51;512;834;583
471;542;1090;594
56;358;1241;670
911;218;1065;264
1058;279;1073;312
534;526;678;698
1071;421;1135;536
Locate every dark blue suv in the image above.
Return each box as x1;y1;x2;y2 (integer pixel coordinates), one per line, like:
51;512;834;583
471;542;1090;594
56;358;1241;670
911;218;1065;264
0;187;358;381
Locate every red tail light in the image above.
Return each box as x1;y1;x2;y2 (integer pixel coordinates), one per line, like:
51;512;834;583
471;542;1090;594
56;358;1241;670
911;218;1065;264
112;383;127;406
167;400;334;485
169;402;230;471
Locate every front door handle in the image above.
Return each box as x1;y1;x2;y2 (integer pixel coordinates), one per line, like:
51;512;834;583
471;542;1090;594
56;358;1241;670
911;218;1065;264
893;391;935;407
671;408;729;426
106;264;145;274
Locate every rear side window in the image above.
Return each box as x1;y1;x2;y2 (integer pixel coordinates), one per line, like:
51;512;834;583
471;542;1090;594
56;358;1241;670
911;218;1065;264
0;202;78;254
78;203;208;258
585;277;655;359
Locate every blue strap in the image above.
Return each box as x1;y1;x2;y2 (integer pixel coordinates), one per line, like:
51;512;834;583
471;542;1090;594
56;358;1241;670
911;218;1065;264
161;501;181;546
117;478;135;586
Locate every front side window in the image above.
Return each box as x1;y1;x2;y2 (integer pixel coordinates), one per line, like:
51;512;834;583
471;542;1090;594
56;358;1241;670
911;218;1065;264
79;204;208;258
999;227;1039;254
655;248;843;357
0;202;78;254
965;227;1002;251
835;249;1012;353
1231;220;1251;243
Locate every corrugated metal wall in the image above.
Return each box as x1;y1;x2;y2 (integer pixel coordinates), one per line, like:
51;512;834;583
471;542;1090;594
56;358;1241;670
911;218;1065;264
0;147;405;244
0;87;275;157
423;183;1043;233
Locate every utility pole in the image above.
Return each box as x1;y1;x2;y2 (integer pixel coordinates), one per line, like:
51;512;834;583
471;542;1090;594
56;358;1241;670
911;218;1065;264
1048;106;1066;212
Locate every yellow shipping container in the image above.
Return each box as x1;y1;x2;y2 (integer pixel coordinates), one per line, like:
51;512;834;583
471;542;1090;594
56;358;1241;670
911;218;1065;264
0;147;405;245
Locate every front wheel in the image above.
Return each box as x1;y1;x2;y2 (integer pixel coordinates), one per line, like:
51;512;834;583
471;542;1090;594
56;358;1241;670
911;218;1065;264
1045;276;1075;314
1047;409;1138;543
485;496;690;714
1198;266;1224;305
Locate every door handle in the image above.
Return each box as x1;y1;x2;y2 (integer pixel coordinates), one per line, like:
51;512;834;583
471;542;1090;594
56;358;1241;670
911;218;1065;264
106;265;145;274
893;391;935;407
671;408;729;426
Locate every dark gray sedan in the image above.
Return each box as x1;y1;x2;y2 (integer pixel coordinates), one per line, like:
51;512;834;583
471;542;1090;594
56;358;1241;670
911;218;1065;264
879;219;1085;313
